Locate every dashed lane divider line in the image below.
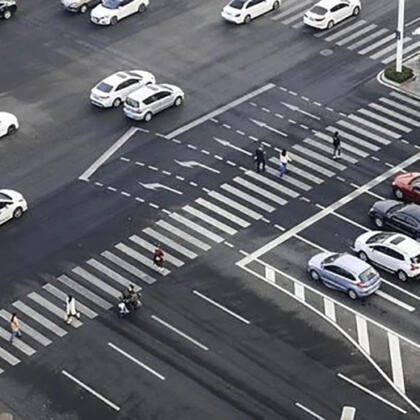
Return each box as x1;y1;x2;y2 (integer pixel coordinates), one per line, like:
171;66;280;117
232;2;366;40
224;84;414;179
294;402;325;420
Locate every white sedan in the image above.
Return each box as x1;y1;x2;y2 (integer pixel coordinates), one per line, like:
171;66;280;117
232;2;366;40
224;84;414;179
90;70;155;108
90;0;149;25
222;0;281;24
0;112;18;138
354;231;420;282
0;189;27;226
303;0;361;30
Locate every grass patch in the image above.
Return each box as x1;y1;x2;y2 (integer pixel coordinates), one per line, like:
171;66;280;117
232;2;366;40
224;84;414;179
384;64;414;83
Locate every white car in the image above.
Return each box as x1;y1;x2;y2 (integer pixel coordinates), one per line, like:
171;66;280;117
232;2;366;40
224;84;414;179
0;189;27;226
90;0;148;25
354;231;420;282
303;0;361;30
221;0;281;24
124;83;184;122
0;112;18;138
90;70;155;108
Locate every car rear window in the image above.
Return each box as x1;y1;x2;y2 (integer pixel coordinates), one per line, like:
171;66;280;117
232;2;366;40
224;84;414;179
230;0;245;9
310;6;327;15
366;232;393;244
411;255;420;264
360;267;378;283
96;82;113;93
125;97;139;108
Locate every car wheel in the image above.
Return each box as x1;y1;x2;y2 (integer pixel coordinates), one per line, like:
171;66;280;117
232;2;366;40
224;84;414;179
358;251;368;262
394;188;404;200
348;289;358;300
309;269;320;281
272;0;280;11
110;16;118;25
3;10;12;20
352;6;360;16
244;14;251;24
138;3;146;13
80;4;88;13
112;98;122;107
327;20;334;29
397;270;408;282
7;125;17;135
374;217;384;228
174;96;183;107
13;207;23;219
144;112;153;122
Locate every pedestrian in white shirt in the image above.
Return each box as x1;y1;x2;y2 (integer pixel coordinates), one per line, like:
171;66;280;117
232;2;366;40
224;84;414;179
65;295;80;325
279;149;291;177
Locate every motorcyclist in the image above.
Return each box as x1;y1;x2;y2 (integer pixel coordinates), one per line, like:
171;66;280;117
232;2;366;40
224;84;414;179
153;244;164;268
122;284;141;310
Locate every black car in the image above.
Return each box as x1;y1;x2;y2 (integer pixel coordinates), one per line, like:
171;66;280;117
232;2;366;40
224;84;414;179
61;0;100;13
0;0;17;19
369;200;420;239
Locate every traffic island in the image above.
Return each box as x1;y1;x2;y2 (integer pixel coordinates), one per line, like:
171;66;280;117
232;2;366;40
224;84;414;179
384;64;414;84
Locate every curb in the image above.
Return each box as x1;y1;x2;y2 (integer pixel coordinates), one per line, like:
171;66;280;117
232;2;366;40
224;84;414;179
0;414;13;420
376;52;420;101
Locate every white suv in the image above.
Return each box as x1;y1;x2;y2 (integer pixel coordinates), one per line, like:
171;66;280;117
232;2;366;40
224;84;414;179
0;189;27;226
123;83;184;122
354;231;420;282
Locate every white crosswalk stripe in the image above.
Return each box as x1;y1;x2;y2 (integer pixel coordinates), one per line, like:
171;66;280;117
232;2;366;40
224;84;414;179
382;41;420;65
207;191;263;220
195;198;250;227
368;103;420;127
0;309;52;347
233;177;288;206
273;0;312;22
390;91;420;109
335;23;377;46
347;27;389;50
87;258;143;291
170;212;225;243
265;166;312;190
72;266;121;298
286;153;335;177
336;120;391;145
348;114;401;138
357;109;411;133
57;274;113;309
314;131;368;157
293;144;346;170
139;229;197;260
370;38;410;60
156;219;212;250
28;292;82;328
326;126;380;151
0;326;36;356
43;283;98;319
130;233;187;265
183;205;238;235
13;300;67;337
0;346;20;366
270;157;324;184
379;97;420;119
244;170;300;198
101;251;157;284
325;20;366;42
359;33;395;55
115;243;170;275
220;183;276;212
303;137;358;164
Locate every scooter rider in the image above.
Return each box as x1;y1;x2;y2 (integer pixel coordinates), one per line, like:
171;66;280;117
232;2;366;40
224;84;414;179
153;244;164;268
122;284;141;310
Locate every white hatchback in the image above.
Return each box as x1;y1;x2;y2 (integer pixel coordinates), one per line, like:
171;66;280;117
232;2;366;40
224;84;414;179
221;0;281;24
303;0;361;30
90;0;148;25
0;112;19;138
0;189;27;226
90;70;155;108
354;231;420;282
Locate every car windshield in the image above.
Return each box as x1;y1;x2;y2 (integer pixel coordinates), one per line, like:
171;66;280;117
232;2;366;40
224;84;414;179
229;0;245;9
366;232;393;244
360;267;378;283
409;176;420;187
411;255;420;264
0;192;12;201
96;82;113;93
125;97;139;108
310;6;327;15
323;253;340;265
102;0;119;9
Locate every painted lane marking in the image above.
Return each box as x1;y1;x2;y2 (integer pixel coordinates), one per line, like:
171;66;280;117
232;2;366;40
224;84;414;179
250;118;288;137
151;315;209;351
265;266;276;283
183;205;237;235
347;28;389;50
175;160;221;174
108;342;165;380
295;402;325;420
193;290;250;324
350;183;385;200
62;370;120;411
336;23;377;46
294;283;305;302
323;298;336;322
380;278;420;303
388;333;405;393
376;290;415;312
356;315;370;355
139;182;183;195
79;126;139;181
73;266;121;298
233;177;287;206
214;137;252;156
337;373;407;414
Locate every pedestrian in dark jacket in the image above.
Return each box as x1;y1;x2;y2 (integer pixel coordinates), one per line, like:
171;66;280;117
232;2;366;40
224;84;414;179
332;131;341;159
254;145;266;173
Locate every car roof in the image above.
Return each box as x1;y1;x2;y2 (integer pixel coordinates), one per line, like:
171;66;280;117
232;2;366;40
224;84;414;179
335;253;370;274
385;235;420;256
398;204;420;219
315;0;349;8
127;84;166;101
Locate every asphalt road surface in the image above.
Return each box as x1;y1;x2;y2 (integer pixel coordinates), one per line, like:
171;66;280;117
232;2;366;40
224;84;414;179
1;0;420;418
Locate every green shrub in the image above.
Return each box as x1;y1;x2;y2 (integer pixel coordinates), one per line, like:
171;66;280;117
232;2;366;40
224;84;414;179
384;64;414;83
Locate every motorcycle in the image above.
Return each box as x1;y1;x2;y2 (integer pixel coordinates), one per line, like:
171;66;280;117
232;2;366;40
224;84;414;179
116;291;142;317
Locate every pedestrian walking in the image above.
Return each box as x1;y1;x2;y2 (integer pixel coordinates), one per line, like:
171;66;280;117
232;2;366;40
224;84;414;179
254;145;266;173
9;313;22;343
65;295;80;325
279;149;291;177
332;131;341;159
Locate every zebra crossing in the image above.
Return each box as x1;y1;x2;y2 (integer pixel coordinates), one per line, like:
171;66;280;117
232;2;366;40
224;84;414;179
273;0;420;65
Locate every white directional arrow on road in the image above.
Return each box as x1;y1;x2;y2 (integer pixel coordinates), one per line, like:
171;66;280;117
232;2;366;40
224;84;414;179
174;160;220;174
139;182;183;195
213;137;252;156
281;102;321;120
249;119;288;137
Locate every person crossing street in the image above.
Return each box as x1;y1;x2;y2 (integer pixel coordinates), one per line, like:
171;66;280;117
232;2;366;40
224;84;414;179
65;295;80;325
332;131;341;159
279;149;291;177
9;313;22;343
254;145;266;173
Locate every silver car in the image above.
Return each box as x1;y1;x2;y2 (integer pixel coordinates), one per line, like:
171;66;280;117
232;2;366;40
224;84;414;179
307;252;381;300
